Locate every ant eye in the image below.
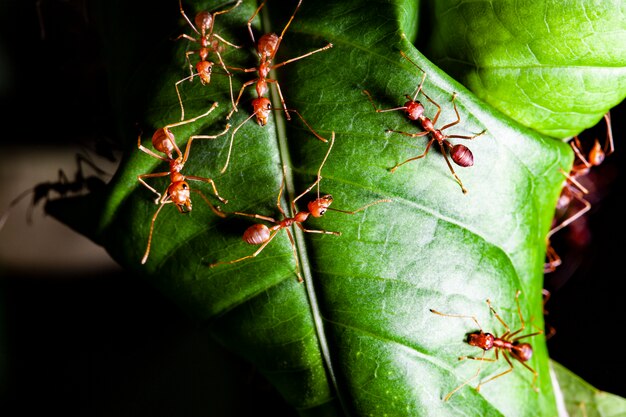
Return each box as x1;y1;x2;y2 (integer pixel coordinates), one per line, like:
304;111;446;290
265;102;271;110
318;208;327;216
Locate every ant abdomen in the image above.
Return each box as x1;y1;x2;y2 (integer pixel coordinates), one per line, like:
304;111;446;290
194;11;212;30
243;223;271;245
451;144;474;167
511;342;533;362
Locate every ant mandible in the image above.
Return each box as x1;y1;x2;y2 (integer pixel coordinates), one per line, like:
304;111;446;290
137;106;231;264
218;0;333;174
363;51;486;194
209;132;392;282
174;0;243;120
544;111;613;273
430;290;542;401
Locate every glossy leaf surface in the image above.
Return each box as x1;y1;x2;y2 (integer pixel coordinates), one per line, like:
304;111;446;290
45;0;620;415
422;0;626;139
551;360;626;417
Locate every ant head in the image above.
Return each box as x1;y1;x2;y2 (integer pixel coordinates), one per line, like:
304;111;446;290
450;144;474;167
403;99;424;121
168;181;191;211
195;11;213;33
257;33;279;59
196;60;213;84
308;195;333;217
152;128;176;159
467;331;494;350
243;223;271;245
252;97;272;126
511;342;533;362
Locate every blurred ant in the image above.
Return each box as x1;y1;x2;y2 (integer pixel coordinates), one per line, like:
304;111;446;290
544;111;613;273
219;0;333;173
174;0;243;120
0;151;108;231
209;132;391;282
363;51;486;194
137;106;231;264
430;290;542;401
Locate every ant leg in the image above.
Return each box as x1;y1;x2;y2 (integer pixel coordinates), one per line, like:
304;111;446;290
292;133;335;214
212;33;242;49
327;199;392;215
191;189;226;218
209;229;280;268
138;172;171;204
232;212;276;223
389;137;435;173
141;196;173;264
438;142;468;194
385;128;430;139
221;112;256;174
296;222;341;236
474;352;515;392
429;308;484;333
186;175;228;204
271;43;334;72
486;298;511;334
246;0;266;44
444;131;487;141
518;358;540;392
603;111;614;156
165;101;219;130
420;91;443;125
137;132;171;162
362;90;408;114
212;0;243;20
227;79;256;120
184;123;232;163
266;79;291;120
438;95;486;138
178;0;200;35
284;108;328;142
547;187;590;239
275;0;303;52
398;50;428;101
285;228;304;282
175;73;195;121
184;50;197;80
214;50;237;112
443;350;489;402
544;240;562;273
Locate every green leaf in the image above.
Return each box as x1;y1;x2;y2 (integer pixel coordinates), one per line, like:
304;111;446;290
46;0;620;415
551;360;626;417
421;0;626;139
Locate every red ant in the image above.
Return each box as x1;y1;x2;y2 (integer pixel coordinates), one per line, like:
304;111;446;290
363;51;486;194
142;102;221;165
209;132;392;281
174;0;243;120
430;290;542;401
218;0;333;174
544;111;613;273
137;105;231;264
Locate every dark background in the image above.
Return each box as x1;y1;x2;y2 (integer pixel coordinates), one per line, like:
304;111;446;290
0;1;623;416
